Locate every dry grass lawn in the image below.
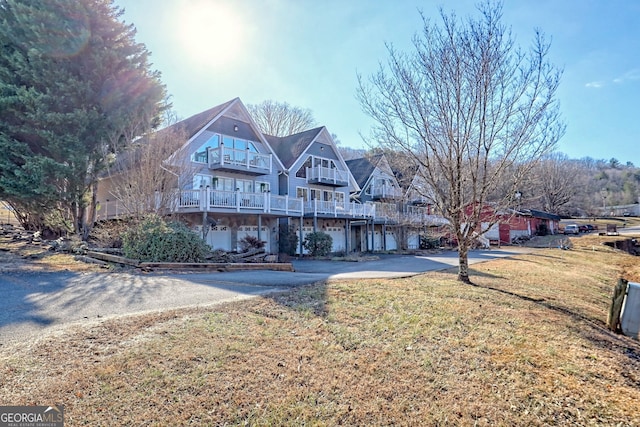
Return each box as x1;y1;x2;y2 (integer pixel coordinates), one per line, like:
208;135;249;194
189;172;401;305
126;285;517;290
1;235;640;425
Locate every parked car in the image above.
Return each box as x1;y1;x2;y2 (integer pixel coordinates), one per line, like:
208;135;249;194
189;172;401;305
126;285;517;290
578;225;589;233
563;224;579;235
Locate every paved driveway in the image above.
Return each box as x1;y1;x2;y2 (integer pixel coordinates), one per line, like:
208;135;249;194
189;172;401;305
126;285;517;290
0;248;533;345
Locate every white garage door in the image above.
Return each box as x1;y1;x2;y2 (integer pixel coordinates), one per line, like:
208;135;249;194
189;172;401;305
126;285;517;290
237;225;270;252
325;226;346;253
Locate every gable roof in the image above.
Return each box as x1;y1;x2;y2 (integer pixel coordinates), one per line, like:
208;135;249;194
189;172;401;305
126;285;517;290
163;98;236;139
264;127;324;169
345;155;383;188
165;98;285;171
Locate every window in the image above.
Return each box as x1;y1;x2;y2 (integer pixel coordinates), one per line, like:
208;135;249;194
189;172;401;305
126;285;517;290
236;179;254;193
296;156;338;179
257;181;270;192
310;189;321;200
192;134;259;163
296;157;312;178
335;192;345;204
192;174;211;189
323;191;333;202
222;136;257;152
191;134;220;163
212;176;234;191
296;187;308;200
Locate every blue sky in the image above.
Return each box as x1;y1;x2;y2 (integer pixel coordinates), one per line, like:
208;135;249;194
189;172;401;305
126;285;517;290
115;0;640;166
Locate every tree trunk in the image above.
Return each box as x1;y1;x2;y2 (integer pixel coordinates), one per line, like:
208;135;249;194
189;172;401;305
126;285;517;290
82;182;99;241
457;243;472;284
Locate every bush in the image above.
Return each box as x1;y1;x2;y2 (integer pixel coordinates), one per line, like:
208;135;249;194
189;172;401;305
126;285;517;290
420;235;441;249
303;231;333;257
238;235;266;252
122;215;210;262
278;225;299;256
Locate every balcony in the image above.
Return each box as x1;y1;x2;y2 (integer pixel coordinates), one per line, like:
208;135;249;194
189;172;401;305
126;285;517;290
303;200;375;218
306;165;349;187
369;183;403;200
370;202;449;226
208;147;272;175
176;188;303;215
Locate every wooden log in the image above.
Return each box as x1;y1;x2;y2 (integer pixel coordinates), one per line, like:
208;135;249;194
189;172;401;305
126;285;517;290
85;250;140;266
74;255;110;267
230;248;265;260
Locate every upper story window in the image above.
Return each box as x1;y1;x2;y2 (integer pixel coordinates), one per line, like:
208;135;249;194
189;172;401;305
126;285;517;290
212;177;234;191
192;133;258;163
367;177;396;194
236;179;254;193
256;181;270;192
295;155;338;178
193;174;211;189
296;187;308;200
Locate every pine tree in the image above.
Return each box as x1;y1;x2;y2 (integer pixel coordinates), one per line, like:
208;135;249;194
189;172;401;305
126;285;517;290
0;0;167;235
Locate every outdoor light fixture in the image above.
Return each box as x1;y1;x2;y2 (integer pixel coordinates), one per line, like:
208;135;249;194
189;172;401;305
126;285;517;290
233;124;238;132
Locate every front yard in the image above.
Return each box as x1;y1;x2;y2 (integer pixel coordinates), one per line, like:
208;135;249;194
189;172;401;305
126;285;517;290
1;235;640;425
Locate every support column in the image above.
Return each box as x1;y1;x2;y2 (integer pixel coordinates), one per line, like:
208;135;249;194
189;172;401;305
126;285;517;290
257;215;262;241
383;223;387;251
299;216;304;255
345;219;350;253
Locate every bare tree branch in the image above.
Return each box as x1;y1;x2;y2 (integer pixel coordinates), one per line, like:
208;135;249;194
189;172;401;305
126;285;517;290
247;100;317;136
357;1;565;283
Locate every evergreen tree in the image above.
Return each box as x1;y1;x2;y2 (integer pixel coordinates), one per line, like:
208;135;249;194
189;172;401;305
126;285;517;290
0;0;167;235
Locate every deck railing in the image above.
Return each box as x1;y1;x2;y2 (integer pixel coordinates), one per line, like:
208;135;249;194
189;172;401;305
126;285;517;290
208;147;272;172
306;165;349;186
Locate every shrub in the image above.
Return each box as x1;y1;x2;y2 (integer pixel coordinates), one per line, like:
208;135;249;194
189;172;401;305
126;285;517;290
278;225;299;256
420;235;441;249
238;235;266;252
303;231;333;257
122;215;210;262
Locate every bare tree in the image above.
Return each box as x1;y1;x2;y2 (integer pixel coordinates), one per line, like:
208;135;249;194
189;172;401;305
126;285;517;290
357;2;564;283
527;152;580;214
247;100;317;136
102;113;192;220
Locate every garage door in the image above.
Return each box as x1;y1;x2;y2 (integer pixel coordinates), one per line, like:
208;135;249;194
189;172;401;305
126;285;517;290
325;226;346;253
237;225;270;252
194;225;232;251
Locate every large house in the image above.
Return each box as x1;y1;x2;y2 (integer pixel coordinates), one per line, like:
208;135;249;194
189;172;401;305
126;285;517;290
96;98;403;254
96;97;563;254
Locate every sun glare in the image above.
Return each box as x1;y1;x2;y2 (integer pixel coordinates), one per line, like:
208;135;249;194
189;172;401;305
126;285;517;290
175;0;245;69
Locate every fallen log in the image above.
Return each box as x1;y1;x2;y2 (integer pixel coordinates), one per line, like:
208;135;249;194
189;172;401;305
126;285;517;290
74;255;110;267
85;250;140;266
230;248;265;260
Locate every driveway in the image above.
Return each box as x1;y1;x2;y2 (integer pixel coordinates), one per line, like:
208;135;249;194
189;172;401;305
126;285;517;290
0;247;533;345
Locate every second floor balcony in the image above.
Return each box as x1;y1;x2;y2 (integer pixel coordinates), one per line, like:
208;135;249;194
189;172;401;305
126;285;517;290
304;199;375;218
177;188;302;215
208;147;272;175
306;165;349;187
369;183;403;200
